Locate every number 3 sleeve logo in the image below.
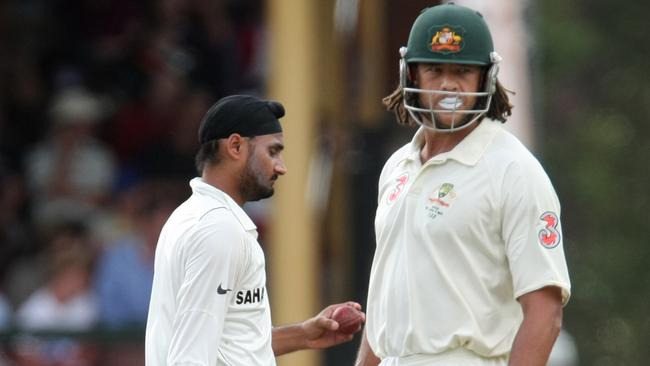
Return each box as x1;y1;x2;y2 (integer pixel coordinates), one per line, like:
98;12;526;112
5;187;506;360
387;173;409;204
538;211;561;248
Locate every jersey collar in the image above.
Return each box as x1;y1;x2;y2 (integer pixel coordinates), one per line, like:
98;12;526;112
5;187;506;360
405;119;501;166
190;177;257;232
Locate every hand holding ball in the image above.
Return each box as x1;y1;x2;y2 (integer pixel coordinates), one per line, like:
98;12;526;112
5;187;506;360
331;305;364;334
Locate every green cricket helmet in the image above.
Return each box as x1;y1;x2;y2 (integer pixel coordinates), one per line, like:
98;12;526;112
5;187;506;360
399;2;502;132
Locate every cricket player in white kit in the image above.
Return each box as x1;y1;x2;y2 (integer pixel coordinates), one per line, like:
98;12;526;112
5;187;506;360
355;4;571;366
145;95;363;366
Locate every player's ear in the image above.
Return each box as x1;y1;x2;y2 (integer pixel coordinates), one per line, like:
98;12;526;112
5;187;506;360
224;134;247;160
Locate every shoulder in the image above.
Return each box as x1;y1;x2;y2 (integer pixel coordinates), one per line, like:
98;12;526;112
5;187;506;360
484;126;550;178
162;193;254;256
187;208;250;256
197;208;246;237
380;142;412;181
384;142;412;168
482;126;559;201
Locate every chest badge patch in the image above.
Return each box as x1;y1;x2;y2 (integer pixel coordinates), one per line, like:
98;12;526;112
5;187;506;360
387;173;409;204
538;211;561;248
425;183;457;219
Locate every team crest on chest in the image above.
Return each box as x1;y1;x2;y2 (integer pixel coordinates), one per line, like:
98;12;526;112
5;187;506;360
425;182;457;219
387;173;409;204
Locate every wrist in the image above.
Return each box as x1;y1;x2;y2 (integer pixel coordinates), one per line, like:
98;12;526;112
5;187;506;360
299;321;313;349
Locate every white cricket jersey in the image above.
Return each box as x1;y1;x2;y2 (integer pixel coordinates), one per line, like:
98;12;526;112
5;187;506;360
145;178;274;366
366;120;571;363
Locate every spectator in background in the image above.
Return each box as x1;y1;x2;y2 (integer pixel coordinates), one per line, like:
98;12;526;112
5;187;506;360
24;86;116;233
3;225;91;324
13;230;98;365
94;180;180;328
15;232;97;331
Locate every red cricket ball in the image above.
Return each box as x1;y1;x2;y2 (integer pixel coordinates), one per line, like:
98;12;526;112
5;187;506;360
331;305;364;334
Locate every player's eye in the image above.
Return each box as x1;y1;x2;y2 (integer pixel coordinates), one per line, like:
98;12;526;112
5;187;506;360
269;146;282;157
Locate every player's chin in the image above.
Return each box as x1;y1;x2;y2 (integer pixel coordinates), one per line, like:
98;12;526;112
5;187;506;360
434;112;466;128
248;187;275;202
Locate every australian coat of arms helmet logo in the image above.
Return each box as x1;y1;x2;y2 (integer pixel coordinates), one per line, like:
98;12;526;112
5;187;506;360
430;25;464;53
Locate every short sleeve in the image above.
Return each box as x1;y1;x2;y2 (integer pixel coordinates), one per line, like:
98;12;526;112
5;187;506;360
166;210;247;365
501;160;571;305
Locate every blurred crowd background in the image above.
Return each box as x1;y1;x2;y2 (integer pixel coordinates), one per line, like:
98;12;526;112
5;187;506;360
0;0;648;365
0;0;269;364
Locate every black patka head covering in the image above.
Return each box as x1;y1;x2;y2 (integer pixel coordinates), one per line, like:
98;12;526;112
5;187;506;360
198;95;285;144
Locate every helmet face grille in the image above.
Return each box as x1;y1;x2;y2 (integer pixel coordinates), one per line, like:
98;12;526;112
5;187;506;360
402;87;493;132
398;61;500;132
406;3;494;66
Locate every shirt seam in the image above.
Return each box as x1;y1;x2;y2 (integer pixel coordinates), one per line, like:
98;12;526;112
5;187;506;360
177;309;219;319
198;207;227;221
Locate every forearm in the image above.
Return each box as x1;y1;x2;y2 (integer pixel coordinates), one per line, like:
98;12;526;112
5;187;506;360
272;302;364;356
509;288;563;366
355;330;380;366
272;324;307;356
509;317;561;365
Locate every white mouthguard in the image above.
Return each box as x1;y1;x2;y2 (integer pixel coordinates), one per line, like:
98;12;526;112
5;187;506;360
438;97;462;110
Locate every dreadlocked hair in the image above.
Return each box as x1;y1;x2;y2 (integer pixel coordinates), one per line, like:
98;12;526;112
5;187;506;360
490;80;514;122
382;86;413;126
382;76;515;126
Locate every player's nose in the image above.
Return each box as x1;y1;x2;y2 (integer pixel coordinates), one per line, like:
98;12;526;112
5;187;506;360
275;160;287;175
439;73;459;91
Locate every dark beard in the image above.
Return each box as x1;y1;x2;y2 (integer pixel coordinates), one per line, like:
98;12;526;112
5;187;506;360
240;159;276;202
241;178;274;202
